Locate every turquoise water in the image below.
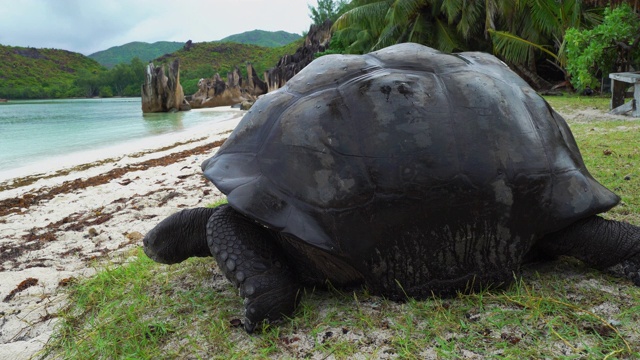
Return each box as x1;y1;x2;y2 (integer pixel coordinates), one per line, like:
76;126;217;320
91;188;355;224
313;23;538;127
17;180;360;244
0;98;237;179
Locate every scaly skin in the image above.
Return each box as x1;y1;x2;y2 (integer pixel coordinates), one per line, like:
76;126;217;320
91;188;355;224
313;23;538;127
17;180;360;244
206;205;301;332
534;215;640;285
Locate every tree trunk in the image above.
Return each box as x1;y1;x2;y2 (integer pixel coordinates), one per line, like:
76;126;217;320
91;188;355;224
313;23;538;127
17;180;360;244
511;62;553;91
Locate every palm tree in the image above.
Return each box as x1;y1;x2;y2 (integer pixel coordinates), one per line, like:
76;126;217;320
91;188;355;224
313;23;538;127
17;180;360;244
333;0;465;53
331;0;393;54
488;1;601;75
332;0;603;89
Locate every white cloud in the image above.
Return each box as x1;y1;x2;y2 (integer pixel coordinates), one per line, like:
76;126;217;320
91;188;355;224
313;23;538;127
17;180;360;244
0;0;318;54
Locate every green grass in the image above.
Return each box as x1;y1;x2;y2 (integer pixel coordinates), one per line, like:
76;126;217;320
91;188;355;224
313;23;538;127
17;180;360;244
40;96;640;359
544;94;612;114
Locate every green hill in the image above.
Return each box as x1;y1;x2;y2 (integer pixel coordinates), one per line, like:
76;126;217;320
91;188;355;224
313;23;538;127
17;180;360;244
0;45;105;99
219;30;301;47
155;39;303;94
89;41;184;68
0;36;305;99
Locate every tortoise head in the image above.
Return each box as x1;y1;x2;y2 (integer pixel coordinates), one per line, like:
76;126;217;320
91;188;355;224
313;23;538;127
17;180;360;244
143;207;218;264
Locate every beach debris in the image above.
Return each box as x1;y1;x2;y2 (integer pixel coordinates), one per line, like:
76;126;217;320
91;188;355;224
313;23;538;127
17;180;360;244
58;277;77;287
125;231;144;242
3;277;39;302
159;191;181;206
87;227;98;237
0;139;226;217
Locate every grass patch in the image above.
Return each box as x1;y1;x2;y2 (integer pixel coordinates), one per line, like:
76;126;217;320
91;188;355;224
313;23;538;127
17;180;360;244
41;97;640;359
42;251;640;359
544;94;612;114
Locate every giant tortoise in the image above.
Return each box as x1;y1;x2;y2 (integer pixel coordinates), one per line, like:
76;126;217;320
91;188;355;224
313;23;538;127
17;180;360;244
143;43;640;332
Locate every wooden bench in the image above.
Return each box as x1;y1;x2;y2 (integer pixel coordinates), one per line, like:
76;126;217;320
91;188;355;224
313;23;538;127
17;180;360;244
609;71;640;117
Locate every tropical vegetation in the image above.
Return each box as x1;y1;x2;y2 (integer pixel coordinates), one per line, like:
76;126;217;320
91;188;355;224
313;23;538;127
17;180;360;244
564;3;640;91
0;36;303;100
0;45;105;99
329;0;640;90
309;0;349;25
74;57;147;98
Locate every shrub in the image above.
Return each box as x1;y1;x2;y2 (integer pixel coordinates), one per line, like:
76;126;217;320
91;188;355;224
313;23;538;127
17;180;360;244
564;4;640;92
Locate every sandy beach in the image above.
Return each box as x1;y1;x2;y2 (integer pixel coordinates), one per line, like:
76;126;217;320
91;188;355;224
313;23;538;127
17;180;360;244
0;106;245;359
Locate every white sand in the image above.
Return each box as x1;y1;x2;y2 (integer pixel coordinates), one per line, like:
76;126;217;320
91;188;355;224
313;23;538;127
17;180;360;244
0;107;245;359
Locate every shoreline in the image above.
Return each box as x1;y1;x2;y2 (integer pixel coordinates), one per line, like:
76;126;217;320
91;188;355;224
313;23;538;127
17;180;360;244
0;105;243;185
0;108;245;358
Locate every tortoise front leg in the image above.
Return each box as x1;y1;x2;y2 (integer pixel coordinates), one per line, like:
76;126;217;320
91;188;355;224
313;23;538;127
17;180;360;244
534;215;640;285
207;204;301;332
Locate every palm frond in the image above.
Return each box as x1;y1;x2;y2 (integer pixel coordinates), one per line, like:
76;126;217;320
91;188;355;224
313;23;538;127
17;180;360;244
333;1;392;31
407;13;427;43
456;0;483;39
439;0;463;23
581;8;603;29
528;0;560;36
373;23;402;50
434;18;461;53
393;0;428;21
489;29;558;64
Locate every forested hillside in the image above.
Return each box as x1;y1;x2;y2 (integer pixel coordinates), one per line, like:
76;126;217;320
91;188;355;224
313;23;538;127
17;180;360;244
89;41;184;68
155;40;303;94
0;34;305;99
0;45;104;99
219;30;301;47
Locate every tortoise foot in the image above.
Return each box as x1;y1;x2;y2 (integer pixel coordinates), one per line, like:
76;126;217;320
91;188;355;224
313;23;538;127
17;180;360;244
608;258;640;286
240;266;300;333
207;204;301;332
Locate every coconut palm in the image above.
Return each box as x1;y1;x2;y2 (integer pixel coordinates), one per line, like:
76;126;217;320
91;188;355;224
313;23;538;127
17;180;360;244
333;0;465;54
333;0;603;88
488;0;601;67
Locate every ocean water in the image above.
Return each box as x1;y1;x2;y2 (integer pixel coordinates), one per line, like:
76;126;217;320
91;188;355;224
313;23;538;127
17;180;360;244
0;98;238;180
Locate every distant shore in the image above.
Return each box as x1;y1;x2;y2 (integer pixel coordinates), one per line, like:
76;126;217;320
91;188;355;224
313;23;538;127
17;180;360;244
0;107;244;358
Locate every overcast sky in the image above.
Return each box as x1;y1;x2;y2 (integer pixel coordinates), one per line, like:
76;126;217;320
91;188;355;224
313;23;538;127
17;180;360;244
0;0;320;55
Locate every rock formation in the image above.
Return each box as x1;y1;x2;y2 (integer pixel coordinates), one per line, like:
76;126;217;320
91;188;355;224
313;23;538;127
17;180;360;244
188;63;267;109
246;63;268;96
141;59;190;113
182;21;332;109
189;67;245;108
263;20;333;92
